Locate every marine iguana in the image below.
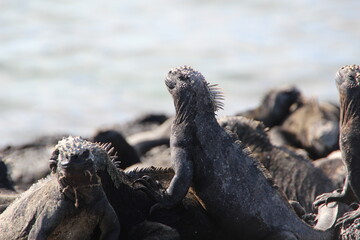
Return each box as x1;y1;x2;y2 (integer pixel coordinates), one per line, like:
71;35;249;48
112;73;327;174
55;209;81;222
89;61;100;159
139;65;339;240
0;136;120;240
218;115;336;213
314;65;360;230
236;85;301;127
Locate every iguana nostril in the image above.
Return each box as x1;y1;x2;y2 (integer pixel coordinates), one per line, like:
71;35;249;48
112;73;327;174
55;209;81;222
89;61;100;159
165;78;176;90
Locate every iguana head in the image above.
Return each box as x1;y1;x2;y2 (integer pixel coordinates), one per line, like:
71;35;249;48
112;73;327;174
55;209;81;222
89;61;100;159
49;136;116;185
335;65;360;124
50;136;127;190
49;137;96;186
165;66;224;122
336;65;360;92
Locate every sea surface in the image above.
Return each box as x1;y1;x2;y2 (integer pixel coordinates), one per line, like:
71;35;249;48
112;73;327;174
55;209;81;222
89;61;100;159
0;0;359;147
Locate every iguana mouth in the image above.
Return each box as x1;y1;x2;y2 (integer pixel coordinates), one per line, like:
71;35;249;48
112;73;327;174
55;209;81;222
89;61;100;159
60;158;93;170
336;65;360;89
165;77;176;90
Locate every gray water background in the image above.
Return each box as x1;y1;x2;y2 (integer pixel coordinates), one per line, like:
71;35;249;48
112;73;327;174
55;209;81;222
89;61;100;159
0;0;359;147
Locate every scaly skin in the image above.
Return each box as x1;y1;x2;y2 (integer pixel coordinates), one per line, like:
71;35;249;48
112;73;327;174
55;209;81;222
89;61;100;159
218;115;336;213
314;65;360;232
143;66;336;240
0;136;120;240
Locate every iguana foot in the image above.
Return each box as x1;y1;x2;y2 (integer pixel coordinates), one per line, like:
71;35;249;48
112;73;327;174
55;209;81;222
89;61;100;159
313;188;345;208
336;204;360;228
133;175;165;202
134;175;175;212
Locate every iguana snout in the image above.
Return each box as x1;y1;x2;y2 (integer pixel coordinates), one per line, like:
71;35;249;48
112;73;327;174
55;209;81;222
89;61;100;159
336;65;360;90
59;149;93;171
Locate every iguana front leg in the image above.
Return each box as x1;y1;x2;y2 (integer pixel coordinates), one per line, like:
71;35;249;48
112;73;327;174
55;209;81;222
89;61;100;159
98;198;121;240
163;146;194;207
137;146;194;210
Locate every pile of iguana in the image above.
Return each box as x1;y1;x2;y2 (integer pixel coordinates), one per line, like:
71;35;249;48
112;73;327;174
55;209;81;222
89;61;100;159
82;137;227;239
3;65;360;239
138;65;343;240
0;135;226;240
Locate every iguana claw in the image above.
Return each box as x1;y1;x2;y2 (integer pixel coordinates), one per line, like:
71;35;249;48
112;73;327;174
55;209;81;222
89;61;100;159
313;188;344;208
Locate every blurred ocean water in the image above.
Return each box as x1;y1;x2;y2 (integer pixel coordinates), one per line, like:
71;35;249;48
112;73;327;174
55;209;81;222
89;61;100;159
0;0;359;146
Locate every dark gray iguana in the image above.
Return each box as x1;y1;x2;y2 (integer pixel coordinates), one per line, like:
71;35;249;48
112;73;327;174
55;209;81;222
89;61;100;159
0;136;120;240
139;66;339;240
218;115;336;213
313;65;360;239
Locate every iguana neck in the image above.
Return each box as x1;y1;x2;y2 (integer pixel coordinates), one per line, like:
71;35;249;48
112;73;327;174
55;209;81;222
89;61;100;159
105;159;133;188
339;92;360;200
173;93;197;125
173;84;216;126
339;93;360;130
339;91;360;164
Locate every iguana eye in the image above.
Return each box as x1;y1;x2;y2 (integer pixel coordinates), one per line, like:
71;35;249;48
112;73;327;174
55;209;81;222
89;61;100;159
81;149;90;159
50;149;60;160
49;149;60;172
